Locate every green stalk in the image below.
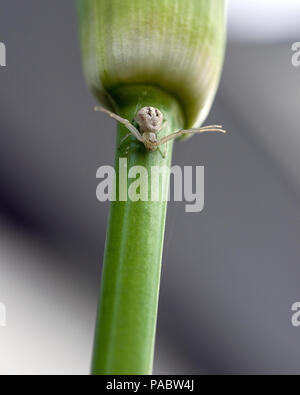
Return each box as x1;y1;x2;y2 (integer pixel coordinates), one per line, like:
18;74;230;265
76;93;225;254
92;85;184;375
77;0;226;376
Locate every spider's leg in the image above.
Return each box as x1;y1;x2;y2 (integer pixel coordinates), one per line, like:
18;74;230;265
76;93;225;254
118;133;132;150
186;126;226;134
155;130;188;146
157;145;166;159
95;106;143;142
155;125;226;146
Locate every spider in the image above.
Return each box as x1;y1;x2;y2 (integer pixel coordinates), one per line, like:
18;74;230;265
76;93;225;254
95;106;226;158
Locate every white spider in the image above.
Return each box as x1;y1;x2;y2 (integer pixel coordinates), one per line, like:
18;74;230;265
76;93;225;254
95;106;226;157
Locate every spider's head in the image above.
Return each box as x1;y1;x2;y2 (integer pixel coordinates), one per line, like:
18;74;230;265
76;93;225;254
135;107;164;134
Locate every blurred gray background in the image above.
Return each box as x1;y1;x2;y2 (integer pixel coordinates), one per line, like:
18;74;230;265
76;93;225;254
1;0;300;375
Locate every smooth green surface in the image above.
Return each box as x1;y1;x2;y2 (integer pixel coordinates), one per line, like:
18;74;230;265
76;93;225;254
78;0;226;129
91;86;184;375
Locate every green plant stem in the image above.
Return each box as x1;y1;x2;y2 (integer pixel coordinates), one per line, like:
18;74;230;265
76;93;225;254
91;85;184;375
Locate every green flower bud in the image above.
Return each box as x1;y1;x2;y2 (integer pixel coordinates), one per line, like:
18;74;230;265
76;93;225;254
77;0;226;130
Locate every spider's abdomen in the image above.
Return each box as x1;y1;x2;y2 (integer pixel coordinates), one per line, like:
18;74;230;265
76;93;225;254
142;132;157;152
144;132;157;144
